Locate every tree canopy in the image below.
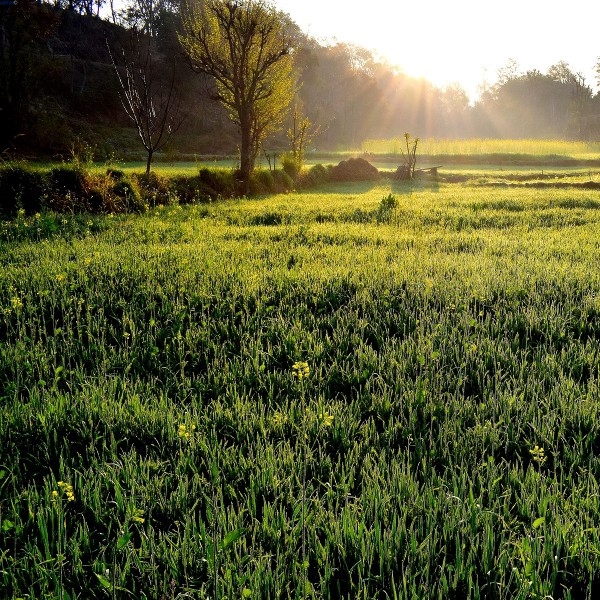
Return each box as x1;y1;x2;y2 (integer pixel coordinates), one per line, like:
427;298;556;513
179;0;296;191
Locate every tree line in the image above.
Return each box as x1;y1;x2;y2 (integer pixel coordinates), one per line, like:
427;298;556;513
2;0;600;174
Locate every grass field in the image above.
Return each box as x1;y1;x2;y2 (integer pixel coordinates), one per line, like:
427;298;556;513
26;137;600;177
2;174;600;598
361;138;600;160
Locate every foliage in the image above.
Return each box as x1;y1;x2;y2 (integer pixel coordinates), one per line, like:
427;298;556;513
104;168;146;213
297;163;330;188
132;170;172;207
285;105;319;176
180;0;296;190
45;165;96;213
375;193;398;224
0;163;46;217
279;151;301;179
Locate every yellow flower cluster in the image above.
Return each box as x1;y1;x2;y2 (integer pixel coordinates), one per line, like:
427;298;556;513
318;411;334;427
131;508;145;524
292;361;309;380
178;423;196;438
272;412;287;427
54;481;75;502
530;445;546;465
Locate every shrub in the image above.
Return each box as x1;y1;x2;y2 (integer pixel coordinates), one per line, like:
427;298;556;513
171;175;210;203
133;172;172;207
170;168;238;203
198;168;236;199
0;163;46;218
297;163;329;188
279;152;301;179
376;193;398;224
105;170;146;213
72;169;146;215
45;165;92;213
271;169;293;193
249;169;275;195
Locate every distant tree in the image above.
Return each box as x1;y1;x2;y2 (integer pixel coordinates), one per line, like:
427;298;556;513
112;0;176;36
57;0;106;17
179;0;296;193
110;29;186;174
283;104;320;176
495;58;521;87
547;60;576;84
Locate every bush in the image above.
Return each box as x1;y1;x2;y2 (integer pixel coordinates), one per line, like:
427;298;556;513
279;152;301;179
104;170;146;213
0;163;46;218
133;172;172;207
198;168;236;199
45;165;92;213
249;169;275;195
297;163;330;188
376;193;398;224
271;169;293;193
170;175;209;203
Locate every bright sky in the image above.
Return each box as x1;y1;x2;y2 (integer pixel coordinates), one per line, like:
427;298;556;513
274;0;599;101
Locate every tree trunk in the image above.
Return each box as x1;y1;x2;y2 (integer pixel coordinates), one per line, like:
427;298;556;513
239;118;253;195
146;149;153;175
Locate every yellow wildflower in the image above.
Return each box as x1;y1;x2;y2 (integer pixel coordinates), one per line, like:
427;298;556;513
530;445;546;465
178;424;191;438
272;412;286;427
318;411;334;427
292;361;309;380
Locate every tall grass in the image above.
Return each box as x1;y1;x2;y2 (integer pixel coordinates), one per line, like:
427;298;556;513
362;137;600;158
2;180;600;598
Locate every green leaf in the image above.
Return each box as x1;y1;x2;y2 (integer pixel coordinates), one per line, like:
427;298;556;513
95;573;112;589
0;470;6;480
221;528;244;550
533;517;545;529
205;539;215;568
117;531;132;550
242;589;252;598
2;519;14;532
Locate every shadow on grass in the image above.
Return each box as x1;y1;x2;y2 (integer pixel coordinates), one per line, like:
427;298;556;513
296;180;380;195
389;178;440;194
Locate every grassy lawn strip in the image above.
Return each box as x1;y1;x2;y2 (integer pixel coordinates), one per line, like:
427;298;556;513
2;181;600;598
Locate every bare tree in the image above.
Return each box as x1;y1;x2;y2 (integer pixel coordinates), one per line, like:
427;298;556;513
110;30;185;174
283;104;320;176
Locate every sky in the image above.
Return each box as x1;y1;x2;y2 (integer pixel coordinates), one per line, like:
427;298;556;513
273;0;599;101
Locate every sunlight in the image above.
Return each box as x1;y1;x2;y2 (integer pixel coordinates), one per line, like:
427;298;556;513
274;0;598;101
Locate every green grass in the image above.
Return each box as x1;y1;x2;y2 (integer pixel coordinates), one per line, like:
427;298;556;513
362;137;600;159
3;176;600;598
